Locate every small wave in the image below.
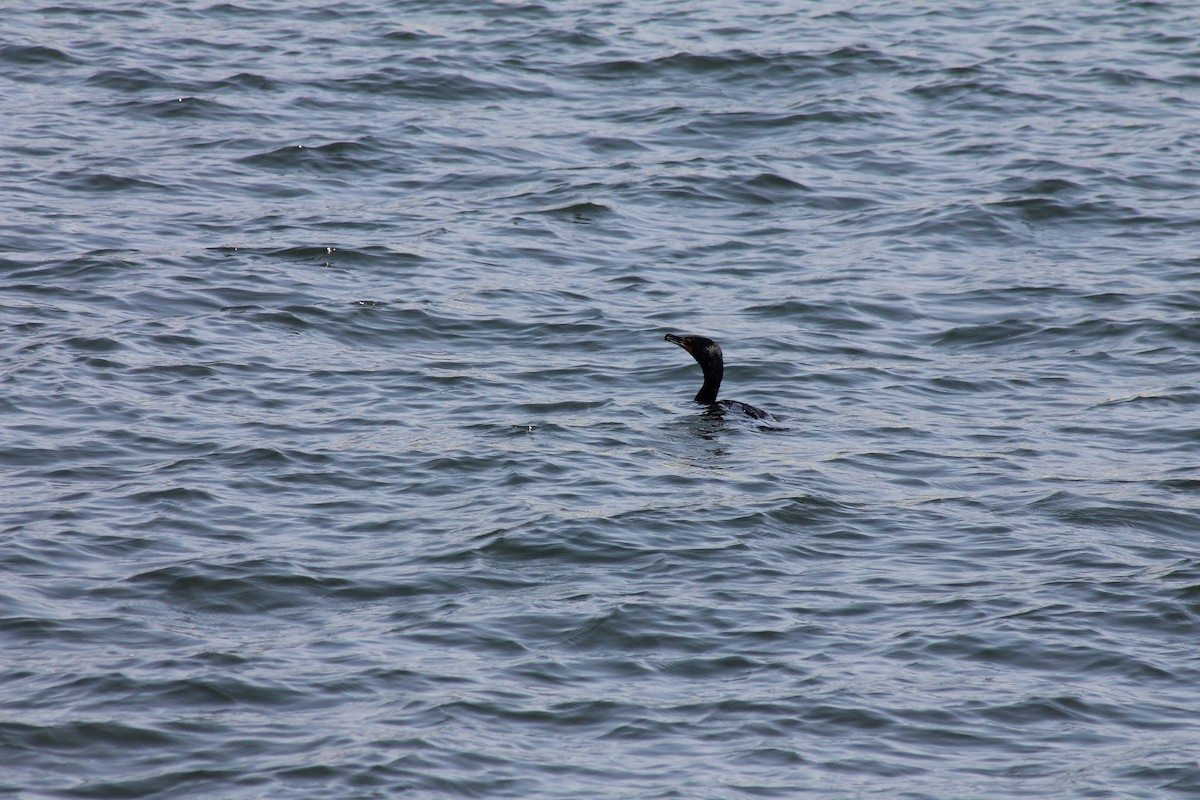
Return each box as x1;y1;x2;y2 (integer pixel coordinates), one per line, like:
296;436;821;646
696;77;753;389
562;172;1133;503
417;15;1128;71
51;170;178;194
311;66;551;101
0;44;78;65
236;139;397;174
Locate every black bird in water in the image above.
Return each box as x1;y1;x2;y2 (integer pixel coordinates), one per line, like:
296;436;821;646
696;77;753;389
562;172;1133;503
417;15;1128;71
665;333;771;420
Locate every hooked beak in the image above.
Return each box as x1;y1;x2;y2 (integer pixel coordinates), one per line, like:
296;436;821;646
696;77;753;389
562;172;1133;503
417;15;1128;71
664;333;691;353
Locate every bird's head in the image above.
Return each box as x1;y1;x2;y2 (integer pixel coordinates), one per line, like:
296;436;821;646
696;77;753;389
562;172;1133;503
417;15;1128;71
665;333;723;367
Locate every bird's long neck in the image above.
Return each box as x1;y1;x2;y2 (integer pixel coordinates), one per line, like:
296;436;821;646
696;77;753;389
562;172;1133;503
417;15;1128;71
694;360;722;404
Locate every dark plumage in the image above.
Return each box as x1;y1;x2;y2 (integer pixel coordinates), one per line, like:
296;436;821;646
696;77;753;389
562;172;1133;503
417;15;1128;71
664;333;770;420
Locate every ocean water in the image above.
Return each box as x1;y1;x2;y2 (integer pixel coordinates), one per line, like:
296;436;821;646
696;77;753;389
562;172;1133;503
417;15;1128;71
3;1;1199;797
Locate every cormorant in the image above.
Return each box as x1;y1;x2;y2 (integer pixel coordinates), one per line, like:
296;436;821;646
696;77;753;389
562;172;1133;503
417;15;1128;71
664;333;771;420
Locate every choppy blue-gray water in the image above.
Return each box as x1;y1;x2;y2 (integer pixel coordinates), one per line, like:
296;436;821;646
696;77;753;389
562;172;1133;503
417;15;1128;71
4;1;1200;797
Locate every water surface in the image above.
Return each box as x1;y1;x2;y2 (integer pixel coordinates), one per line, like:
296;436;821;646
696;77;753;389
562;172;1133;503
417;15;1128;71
3;1;1200;797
